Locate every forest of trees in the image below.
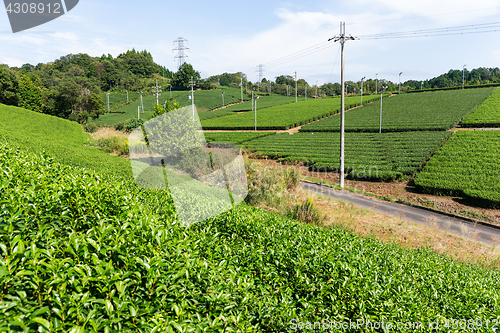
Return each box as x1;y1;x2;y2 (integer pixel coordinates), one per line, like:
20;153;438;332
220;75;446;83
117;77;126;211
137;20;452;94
0;49;173;123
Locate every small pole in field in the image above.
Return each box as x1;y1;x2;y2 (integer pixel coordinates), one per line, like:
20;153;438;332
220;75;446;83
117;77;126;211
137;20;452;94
379;86;387;133
106;93;110;113
295;71;298;102
399;72;403;94
463;64;466;89
138;106;140;120
360;77;366;105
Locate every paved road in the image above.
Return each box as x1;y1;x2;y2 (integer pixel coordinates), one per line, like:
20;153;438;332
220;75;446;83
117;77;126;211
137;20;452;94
302;181;500;246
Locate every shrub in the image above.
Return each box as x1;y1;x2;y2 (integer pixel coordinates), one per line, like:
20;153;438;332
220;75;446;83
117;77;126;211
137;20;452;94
114;121;126;131
286;197;326;225
83;122;98;133
124;118;144;133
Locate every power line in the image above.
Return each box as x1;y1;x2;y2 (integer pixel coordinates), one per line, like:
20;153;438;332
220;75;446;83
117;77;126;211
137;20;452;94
358;22;500;39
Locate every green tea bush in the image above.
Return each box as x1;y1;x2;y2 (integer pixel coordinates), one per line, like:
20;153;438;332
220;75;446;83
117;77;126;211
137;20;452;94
2;135;500;331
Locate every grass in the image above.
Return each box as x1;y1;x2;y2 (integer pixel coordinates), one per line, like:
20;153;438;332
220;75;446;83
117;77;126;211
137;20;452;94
300;87;495;132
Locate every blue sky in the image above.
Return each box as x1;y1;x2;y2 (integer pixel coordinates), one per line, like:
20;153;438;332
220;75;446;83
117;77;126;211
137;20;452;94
1;0;500;85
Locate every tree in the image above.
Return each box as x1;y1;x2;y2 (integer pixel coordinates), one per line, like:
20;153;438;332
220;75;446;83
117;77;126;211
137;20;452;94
0;65;19;106
172;63;201;89
275;75;294;86
18;74;43;112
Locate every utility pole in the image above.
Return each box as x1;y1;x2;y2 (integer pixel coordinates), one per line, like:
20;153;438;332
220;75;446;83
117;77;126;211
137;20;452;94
222;91;225;107
295;71;297;102
360;77;366;105
138;106;140;120
190;76;195;119
254;96;259;132
240;76;243;102
376;73;378;94
251;88;254;115
173;37;189;70
463;64;466;89
152;79;162;105
106;93;110;113
329;22;356;189
399;72;403;94
140;92;144;112
379;86;387;133
315;80;318;97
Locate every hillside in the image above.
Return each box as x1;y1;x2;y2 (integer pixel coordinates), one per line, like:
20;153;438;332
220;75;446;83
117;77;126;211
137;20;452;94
0;103;133;179
1;104;500;331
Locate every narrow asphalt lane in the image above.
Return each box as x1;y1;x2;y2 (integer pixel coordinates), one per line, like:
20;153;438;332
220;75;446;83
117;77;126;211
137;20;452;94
302;181;500;246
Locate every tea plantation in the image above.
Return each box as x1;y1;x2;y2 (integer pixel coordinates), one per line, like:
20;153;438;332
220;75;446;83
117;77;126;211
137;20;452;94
300;88;495;132
243;131;450;180
461;87;500;127
2;103;500;331
414;130;500;207
201;94;382;130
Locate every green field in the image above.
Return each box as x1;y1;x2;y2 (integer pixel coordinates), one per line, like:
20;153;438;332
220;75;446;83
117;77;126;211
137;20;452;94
243;131;450;180
201;95;382;130
198;95;296;121
93;87;246;126
461;87;500;127
414;130;500;207
300;88;495;132
2;105;500;330
0;104;133;179
98;91;141;113
203;131;276;144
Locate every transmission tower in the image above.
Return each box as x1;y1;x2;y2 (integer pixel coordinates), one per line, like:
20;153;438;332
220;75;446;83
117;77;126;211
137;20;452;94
173;37;189;69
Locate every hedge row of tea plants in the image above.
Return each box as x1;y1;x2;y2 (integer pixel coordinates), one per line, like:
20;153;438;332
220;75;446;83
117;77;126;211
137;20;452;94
300;88;495;132
243;131;450;180
461;87;500;128
414;130;500;207
2;139;500;331
0;104;134;180
201;95;382;130
198;95;296;121
203;131;276;144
